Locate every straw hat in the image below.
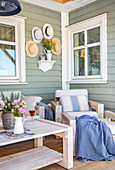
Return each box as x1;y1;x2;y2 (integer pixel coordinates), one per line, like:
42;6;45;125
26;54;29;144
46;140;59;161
43;23;54;40
26;40;38;57
32;27;43;43
52;38;61;55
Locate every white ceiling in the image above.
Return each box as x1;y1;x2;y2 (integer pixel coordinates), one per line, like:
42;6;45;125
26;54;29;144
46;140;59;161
23;0;96;12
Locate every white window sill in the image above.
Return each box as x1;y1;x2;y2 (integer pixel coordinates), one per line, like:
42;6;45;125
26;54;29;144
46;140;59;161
0;82;28;85
67;79;108;84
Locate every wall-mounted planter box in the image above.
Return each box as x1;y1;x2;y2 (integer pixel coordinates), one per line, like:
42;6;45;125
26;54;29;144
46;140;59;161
38;60;56;72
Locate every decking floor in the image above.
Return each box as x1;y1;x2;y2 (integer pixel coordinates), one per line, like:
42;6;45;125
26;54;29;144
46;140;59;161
0;136;115;170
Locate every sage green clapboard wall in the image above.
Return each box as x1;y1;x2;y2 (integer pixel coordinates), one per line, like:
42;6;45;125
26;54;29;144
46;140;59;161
0;1;62;103
69;0;115;111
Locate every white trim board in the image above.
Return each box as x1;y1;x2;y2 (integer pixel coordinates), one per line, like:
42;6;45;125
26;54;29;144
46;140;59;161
22;0;97;12
61;12;70;90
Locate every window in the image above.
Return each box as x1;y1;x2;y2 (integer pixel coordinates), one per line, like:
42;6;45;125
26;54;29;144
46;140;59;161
0;16;26;85
67;14;107;84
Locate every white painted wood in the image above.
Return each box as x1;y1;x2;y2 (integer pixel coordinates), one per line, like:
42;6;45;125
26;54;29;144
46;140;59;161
56;89;88;96
62;112;76;156
105;111;115;120
57;126;73;169
38;60;56;72
89;100;104;118
61;12;70;90
23;0;96;12
51;101;62;123
68;80;107;84
35;117;70;128
34;137;43;147
66;13;107;84
20;18;26;83
0;16;26;84
0;119;73;169
0;146;63;170
0;120;67;146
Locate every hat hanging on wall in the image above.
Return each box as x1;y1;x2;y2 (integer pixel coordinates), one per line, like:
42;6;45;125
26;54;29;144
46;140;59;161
32;27;43;44
0;0;21;16
52;38;61;56
26;40;39;57
43;23;54;40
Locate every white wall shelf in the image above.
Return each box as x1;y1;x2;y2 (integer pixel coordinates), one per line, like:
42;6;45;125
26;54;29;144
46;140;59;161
38;60;56;72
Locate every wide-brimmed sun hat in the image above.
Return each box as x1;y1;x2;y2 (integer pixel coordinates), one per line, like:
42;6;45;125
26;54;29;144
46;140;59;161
52;38;61;55
32;27;43;43
43;23;54;40
26;40;38;57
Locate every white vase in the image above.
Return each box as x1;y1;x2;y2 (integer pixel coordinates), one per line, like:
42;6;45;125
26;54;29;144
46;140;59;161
44;49;52;61
14;117;24;134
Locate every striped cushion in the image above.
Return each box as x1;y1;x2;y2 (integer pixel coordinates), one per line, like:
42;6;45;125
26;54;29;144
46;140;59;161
61;95;89;112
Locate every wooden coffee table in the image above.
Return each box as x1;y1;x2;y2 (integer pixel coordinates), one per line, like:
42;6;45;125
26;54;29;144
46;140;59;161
0;118;73;170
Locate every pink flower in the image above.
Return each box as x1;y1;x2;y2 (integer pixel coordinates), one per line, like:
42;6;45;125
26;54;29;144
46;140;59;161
13;100;19;105
21;100;26;105
0;100;5;108
18;107;26;114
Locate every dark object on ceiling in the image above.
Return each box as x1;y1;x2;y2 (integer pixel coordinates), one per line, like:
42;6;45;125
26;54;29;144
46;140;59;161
0;0;21;16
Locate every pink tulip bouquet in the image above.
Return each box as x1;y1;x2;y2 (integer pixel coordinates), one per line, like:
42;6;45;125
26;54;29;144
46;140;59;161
0;92;26;118
12;100;26;118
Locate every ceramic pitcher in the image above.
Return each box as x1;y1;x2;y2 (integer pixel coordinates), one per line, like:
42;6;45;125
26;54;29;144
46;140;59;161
14;117;24;134
44;48;52;61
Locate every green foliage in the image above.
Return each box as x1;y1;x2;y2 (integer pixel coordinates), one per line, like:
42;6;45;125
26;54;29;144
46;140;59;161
41;38;55;50
1;92;20;112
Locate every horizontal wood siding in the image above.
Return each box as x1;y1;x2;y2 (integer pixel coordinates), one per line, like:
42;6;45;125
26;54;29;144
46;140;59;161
0;1;62;103
69;0;115;111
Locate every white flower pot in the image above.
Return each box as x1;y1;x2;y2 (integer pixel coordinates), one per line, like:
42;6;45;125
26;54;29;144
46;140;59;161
44;49;52;61
14;117;24;134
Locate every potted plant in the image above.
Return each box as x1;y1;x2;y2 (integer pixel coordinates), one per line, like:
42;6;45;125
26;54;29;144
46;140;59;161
41;38;55;61
0;92;26;132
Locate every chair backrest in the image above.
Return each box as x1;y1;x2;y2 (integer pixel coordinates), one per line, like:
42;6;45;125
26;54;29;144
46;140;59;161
0;91;22;100
55;89;88;97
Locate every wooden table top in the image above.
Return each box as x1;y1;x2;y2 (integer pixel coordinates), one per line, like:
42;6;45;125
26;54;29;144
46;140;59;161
0;118;68;147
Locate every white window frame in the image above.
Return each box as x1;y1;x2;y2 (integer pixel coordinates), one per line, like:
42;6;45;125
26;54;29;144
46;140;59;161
0;16;27;85
66;13;107;84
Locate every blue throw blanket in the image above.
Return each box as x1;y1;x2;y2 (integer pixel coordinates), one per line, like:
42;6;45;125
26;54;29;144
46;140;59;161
75;115;115;163
36;102;54;121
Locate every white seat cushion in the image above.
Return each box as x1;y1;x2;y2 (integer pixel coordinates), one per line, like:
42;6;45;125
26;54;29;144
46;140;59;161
66;111;98;119
98;118;115;135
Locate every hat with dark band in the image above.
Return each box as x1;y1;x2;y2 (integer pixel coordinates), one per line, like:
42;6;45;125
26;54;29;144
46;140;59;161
43;23;54;40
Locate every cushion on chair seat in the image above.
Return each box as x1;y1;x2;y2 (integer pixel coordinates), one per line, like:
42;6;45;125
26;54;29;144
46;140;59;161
66;111;98;119
98;118;115;135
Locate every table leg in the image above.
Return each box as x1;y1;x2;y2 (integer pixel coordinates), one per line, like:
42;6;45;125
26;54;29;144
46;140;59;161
56;126;73;169
34;137;43;147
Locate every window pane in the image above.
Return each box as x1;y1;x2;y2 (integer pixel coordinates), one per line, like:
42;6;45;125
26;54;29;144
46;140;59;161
0;44;16;76
87;27;100;44
88;46;100;75
74;49;85;76
73;32;84;47
0;24;15;42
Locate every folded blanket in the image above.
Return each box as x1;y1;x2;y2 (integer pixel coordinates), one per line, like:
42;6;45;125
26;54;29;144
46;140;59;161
75;115;115;162
36;102;54;121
